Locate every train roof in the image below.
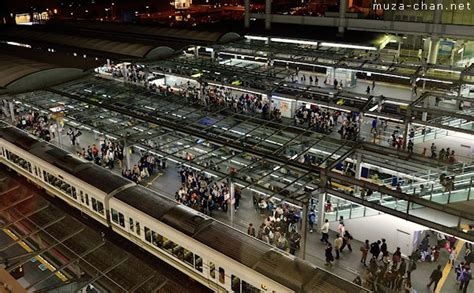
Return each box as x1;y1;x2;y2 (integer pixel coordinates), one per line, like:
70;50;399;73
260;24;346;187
74;164;131;194
113;186;369;293
0;126;41;150
0;126;131;194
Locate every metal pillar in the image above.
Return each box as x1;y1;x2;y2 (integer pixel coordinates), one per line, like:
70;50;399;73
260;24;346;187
301;199;309;260
56;120;63;149
194;46;199;58
265;0;271;30
428;35;440;65
317;192;326;231
8;101;15;123
338;0;348;34
397;41;402;60
124;140;131;170
244;0;250;28
228;177;235;227
468;177;472;201
354;153;362;193
402;108;411;149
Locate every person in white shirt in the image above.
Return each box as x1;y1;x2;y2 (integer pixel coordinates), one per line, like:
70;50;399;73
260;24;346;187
321;219;330;244
338;223;346;238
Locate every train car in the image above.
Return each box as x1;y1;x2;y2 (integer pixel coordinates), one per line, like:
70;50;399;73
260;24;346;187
0;126;133;226
0;126;370;293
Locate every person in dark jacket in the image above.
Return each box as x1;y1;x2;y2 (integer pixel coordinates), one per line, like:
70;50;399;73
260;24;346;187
325;243;334;266
427;265;443;291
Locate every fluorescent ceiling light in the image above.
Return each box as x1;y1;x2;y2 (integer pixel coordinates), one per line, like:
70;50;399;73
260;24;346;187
244;35;268;41
271;37;318;46
320;42;377;51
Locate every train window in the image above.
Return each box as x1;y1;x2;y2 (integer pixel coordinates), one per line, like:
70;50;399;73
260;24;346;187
183;248;193;266
162;237;176;253
194;255;202;272
218;268;225;284
85;194;89;206
129;218;134;230
135;222;141;236
209;262;216;279
111;209;119;224
151;231;159;246
154;233;163;247
80;191;84;204
118;212;125;228
231;275;241;293
92;198;98;212
71;187;77;200
34;166;38;176
97;202;104;215
242;281;260;293
144;227;151;242
1;147;4;157
6;151;32;173
172;244;184;260
43;171;48;183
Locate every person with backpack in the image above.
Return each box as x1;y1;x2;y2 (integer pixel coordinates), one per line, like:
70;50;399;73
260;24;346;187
459;266;472;293
308;209;316;233
370;240;381;260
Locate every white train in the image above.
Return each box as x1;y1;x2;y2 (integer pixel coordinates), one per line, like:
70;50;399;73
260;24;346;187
0;126;369;293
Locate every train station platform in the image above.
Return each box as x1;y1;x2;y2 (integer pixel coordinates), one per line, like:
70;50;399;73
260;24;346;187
1;73;473;293
25;123;473;293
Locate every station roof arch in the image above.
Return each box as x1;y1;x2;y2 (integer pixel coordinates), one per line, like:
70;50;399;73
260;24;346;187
0;45;100;95
49;21;242;45
0;26;175;61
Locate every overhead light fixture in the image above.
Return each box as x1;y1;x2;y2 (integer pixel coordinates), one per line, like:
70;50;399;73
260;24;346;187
320;42;377;51
270;37;318;46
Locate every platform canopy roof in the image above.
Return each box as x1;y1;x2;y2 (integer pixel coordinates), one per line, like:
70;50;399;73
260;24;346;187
0;27;175;60
54;21;241;44
0;45;100;94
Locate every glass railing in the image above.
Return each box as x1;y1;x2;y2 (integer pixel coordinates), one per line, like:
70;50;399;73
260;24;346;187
324;186;473;240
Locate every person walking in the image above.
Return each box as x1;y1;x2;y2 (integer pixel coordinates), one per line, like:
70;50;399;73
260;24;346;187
320;219;329;244
247;223;256;237
380;238;388;260
370;240;381;260
431;143;437;159
325;243;334;266
407;256;417;281
360;239;370;266
459;266;472;293
398;258;407;278
308;209;316;233
427;264;443;291
341;230;353;252
392;247;402;265
334;234;343;259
